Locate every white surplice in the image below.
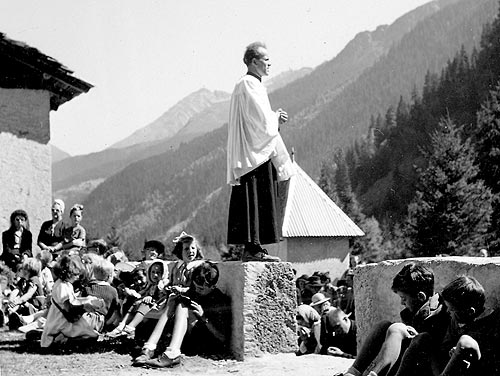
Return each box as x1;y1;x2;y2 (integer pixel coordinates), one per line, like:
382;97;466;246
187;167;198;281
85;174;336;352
227;74;294;185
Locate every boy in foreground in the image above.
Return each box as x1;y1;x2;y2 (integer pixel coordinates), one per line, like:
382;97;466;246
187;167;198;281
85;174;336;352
337;262;447;376
394;275;500;375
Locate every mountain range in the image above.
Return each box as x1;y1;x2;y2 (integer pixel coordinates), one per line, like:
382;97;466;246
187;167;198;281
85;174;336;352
52;0;499;258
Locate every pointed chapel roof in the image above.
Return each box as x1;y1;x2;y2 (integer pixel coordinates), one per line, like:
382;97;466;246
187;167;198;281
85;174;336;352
282;163;365;238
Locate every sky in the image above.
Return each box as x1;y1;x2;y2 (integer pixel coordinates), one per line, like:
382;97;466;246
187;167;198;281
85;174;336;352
1;0;431;156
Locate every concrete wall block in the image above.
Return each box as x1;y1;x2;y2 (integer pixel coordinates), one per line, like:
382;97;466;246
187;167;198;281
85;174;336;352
242;262;297;356
217;261;297;360
354;257;500;346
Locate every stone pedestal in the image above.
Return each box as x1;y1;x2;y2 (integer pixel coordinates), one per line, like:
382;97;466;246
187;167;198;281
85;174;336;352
217;261;297;360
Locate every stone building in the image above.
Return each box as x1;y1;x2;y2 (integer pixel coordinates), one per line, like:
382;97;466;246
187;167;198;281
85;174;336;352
269;162;364;279
0;33;92;250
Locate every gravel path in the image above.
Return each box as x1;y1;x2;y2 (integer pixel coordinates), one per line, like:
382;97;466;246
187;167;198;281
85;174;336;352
0;329;353;376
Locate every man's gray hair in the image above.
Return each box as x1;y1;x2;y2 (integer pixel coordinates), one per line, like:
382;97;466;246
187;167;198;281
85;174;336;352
243;41;267;66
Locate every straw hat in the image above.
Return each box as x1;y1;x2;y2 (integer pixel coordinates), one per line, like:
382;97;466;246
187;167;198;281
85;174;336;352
310;292;330;307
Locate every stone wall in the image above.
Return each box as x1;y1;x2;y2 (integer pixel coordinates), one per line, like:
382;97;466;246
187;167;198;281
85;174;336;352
217;261;297;360
0;88;52;250
354;257;500;345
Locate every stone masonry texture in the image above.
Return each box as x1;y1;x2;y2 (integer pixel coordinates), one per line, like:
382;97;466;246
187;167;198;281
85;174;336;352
217;261;297;360
0;88;52;245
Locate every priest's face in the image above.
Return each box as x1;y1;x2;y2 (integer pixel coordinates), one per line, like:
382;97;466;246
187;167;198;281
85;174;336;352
254;47;271;77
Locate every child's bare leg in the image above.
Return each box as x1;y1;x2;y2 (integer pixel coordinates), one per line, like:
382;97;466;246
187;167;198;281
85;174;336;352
347;320;392;376
363;323;410;376
440;335;480;376
165;303;189;352
143;297;176;350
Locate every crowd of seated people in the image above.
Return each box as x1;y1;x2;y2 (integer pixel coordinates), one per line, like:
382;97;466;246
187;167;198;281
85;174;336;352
0;203;232;368
3;203;500;373
294;262;358;358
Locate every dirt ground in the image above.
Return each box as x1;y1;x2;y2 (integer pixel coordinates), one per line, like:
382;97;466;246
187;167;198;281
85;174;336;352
0;328;353;376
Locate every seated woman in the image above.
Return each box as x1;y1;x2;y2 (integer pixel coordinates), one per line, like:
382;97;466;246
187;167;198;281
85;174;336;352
1;209;32;271
37;199;66;255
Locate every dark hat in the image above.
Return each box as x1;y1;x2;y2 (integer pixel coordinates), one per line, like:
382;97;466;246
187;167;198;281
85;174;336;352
307;276;324;287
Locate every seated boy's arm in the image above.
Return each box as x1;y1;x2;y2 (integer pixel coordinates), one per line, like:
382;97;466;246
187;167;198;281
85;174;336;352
16;284;38;304
190;301;227;343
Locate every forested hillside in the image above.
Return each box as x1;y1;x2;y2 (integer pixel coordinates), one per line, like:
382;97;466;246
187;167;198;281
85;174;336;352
320;1;500;258
82;0;498;259
281;0;497;177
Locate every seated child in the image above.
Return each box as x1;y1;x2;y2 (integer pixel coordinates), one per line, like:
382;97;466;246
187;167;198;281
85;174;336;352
336;262;447;376
296;303;322;355
37;250;54;297
5;257;44;329
108;232;204;340
114;265;147;317
394;275;500;376
81;256;120;333
138;261;231;368
40;255;105;348
137;240;165;269
132;231;206;364
106;260;169;338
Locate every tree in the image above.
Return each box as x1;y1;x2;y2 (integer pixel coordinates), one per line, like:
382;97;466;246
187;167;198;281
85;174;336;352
318;158;339;203
106;226;124;249
331;149;385;260
405;118;493;257
474;84;500;192
474;84;500;254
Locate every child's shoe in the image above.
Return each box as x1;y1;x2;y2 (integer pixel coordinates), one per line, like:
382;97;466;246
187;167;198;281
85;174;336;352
106;325;125;338
144;352;181;368
133;348;155;366
123;325;135;339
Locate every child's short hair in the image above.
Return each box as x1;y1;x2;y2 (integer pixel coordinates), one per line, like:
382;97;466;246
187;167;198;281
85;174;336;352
53;255;84;282
144;240;165;256
70;204;84;216
37;250;53;268
391;262;434;298
191;261;219;287
22;257;42;278
86;238;108;255
441;275;485;312
81;253;102;283
93;259;114;283
172;234;204;260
